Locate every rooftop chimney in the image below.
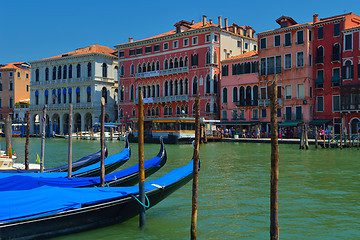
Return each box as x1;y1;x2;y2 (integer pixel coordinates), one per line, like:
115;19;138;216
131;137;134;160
234;25;237;34
191;20;194;24
224;18;228;31
203;15;207;26
218;16;222;28
128;37;133;43
209;19;212;24
313;14;319;23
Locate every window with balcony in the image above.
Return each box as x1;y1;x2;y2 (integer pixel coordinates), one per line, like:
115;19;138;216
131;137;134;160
284;33;291;46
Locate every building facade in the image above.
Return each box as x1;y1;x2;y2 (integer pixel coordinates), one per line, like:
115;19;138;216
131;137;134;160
0;62;31;121
257;16;314;137
341;25;360;134
220;50;260;133
114;16;257;124
29;45;118;135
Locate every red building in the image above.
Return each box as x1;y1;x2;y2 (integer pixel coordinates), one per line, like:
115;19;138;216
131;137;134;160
341;25;360;134
114;16;257;123
312;13;360;133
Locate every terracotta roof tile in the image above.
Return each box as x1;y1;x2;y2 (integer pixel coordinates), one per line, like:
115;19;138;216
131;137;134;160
40;44;116;61
222;50;258;62
0;62;30;70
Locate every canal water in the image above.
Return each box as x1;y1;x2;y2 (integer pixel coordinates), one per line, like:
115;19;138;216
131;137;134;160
1;138;359;239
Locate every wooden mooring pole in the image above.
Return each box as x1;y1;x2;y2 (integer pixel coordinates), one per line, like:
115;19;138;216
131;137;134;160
138;91;146;228
357;125;359;150
191;93;200;240
304;123;309;150
323;124;326;149
5;115;12;157
25;111;30;170
40;105;47;172
269;78;279;240
315;126;318;148
67;104;73;178
100;98;105;187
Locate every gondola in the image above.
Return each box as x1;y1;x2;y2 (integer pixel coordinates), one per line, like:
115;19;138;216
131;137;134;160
0;142;111;173
0;159;196;240
0;139;166;190
0;140;131;179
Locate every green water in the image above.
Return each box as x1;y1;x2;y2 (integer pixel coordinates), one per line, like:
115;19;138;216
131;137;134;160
2;138;360;239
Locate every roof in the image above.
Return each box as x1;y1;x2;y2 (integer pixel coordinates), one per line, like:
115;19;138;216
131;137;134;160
275;15;298;25
115;21;222;47
222;50;258;62
258;22;312;36
39;45;116;61
0;62;31;71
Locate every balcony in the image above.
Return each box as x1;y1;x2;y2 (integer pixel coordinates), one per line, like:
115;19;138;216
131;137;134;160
258;99;283;107
134;95;189;104
236;100;259;107
135;67;189;79
29;102;115;111
30;76;108;86
331;54;340;62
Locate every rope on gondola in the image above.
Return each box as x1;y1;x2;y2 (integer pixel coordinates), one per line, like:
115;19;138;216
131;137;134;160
131;194;150;208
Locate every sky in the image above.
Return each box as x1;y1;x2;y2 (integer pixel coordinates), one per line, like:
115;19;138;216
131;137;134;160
0;0;359;64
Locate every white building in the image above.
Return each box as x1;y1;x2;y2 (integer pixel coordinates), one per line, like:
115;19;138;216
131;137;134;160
29;45;118;134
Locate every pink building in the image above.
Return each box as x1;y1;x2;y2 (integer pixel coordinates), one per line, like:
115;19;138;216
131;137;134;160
220;50;260;134
257;16;314;136
114;16;257;124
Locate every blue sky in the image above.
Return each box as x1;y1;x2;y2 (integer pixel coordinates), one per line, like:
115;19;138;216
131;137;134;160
0;0;358;64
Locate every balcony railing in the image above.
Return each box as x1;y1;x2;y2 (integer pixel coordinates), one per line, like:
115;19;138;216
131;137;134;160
30;76;112;86
315;56;324;64
29;102;115;110
135;66;189;79
258;99;283;107
331;54;340;62
236;100;259;107
134;95;189;104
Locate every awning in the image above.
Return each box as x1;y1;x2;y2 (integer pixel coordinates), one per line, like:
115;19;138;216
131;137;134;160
216;121;259;126
309;119;332;126
278;121;303;127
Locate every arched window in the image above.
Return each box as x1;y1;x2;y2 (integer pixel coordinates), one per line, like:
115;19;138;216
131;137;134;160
68;65;72;78
120;85;124;101
58;66;62;79
76;87;81;103
246;86;252;105
213;74;218;94
147;107;151;117
156;61;160;71
63;88;67;104
152;84;155;97
253;85;259;105
138;64;142;73
179;57;184;67
164;106;168;116
35;90;39;105
185;78;189;94
147;62;151;72
86;87;91;102
174;79;178;96
102;63;107;77
152;107;156;116
222;88;228;103
343;60;353;79
151;62;155;71
174;58;179;68
184;56;188;67
147;85;151;98
176;105;181;115
213;103;217;114
316;46;324;64
164;81;169;97
130;85;134;100
63;65;67;79
45;68;49;81
169;59;174;69
52;89;56;104
130;64;135;75
192;76;198;95
68;88;72;103
119;109;124;118
233;87;238;102
53;67;57;80
102;87;107;103
239;86;245;105
87;62;92;77
114;66;119;81
35;69;39;81
120;65;124;76
169;105;172;116
57;89;61;103
180;79;184;95
164;59;169;70
185;105;189;114
76;64;81;78
206;51;211;64
143;63;146;72
44;90;49;104
192;103;196;114
156;106;160;116
206;75;211;94
170;80;173;96
132;108;136;117
213;51;218;64
205;103;211;113
156;83;160;97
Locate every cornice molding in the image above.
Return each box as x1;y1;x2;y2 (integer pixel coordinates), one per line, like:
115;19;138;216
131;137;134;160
258;24;313;37
30;52;116;65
